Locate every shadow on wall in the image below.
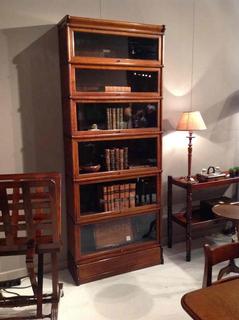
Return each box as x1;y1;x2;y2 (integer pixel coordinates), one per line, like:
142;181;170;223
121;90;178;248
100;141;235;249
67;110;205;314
9;25;64;173
3;25;66;263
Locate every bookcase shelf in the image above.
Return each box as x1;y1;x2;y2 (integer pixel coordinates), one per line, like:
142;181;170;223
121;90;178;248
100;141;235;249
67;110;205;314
58;15;165;285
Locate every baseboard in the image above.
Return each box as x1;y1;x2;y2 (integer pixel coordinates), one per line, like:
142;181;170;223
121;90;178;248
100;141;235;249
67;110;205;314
0;258;67;281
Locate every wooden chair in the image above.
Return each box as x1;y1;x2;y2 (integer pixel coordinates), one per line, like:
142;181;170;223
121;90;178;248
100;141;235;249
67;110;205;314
202;242;239;288
0;172;63;320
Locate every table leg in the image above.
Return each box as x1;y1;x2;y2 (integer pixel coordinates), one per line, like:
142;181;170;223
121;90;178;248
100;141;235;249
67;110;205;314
37;253;43;318
167;176;173;248
218;259;239;280
186;187;192;262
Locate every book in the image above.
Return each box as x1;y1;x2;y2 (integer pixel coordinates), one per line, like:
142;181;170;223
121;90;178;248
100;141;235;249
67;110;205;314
119;107;124;129
94;218;133;249
119;149;124;170
106;108;111;129
119;184;125;210
112;108;116;129
107;185;113;211
115;148;120;170
113;184;120;211
104;86;131;92
123;147;128;169
129;183;136;207
124;183;130;209
110;149;115;171
116;108;120;129
103;186;108;211
105;149;111;171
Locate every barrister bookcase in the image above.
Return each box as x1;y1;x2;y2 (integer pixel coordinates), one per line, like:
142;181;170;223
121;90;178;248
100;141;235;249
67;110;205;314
58;15;165;284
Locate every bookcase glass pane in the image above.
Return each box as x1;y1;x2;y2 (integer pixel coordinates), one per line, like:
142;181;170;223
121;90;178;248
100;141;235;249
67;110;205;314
75;69;158;92
77;102;158;131
80;213;157;254
80;176;157;215
74;32;159;60
78;138;157;174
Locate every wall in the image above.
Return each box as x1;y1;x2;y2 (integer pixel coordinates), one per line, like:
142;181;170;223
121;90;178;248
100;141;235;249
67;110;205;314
0;0;238;278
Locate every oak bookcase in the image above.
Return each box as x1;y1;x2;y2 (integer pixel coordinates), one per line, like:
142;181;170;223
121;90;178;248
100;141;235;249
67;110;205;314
58;15;165;284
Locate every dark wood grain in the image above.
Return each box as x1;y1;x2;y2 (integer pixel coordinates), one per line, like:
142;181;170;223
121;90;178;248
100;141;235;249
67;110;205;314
182;277;239;320
168;175;239;261
58;16;165;284
0;172;62;319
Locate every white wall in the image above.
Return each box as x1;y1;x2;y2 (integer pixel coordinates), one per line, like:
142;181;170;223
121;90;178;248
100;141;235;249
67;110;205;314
0;0;238;277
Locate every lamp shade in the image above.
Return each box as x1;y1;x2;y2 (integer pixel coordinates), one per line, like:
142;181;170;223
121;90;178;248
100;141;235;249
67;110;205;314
176;111;206;132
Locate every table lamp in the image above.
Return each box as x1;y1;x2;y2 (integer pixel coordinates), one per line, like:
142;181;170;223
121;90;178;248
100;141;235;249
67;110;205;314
177;111;206;182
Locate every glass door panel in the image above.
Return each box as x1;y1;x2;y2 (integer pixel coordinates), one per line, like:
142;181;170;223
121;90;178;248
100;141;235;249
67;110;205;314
73;31;159;61
78;138;157;174
80;176;157;215
80;212;157;254
77;102;159;131
75;69;158;93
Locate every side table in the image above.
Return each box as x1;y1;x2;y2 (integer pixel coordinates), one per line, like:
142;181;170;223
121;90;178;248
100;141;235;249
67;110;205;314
167;175;239;261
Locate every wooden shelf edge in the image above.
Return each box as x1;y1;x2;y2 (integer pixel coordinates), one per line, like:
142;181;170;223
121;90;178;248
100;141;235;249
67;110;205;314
70;129;163;140
68;245;163;285
171;174;239;189
58;15;165;35
75;167;162;183
69;57;163;68
70;93;162;100
172;211;226;228
79;205;160;224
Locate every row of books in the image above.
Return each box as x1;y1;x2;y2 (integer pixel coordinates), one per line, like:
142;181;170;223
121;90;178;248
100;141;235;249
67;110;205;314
106;107;124;130
103;183;136;212
105;147;128;171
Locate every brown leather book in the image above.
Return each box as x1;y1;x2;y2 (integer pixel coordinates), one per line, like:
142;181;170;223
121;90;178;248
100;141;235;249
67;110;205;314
106;108;111;130
110;148;115;171
119;184;125;210
129;183;136;207
123;147;129;169
113;184;120;211
103;185;108;211
124;183;130;208
116;108;120;129
119;148;124;170
105;149;111;171
112;108;116;130
115;148;120;170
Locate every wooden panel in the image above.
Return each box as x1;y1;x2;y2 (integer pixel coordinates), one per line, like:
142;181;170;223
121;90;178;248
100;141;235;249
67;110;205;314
58;15;164;284
69;246;162;285
58;15;165;35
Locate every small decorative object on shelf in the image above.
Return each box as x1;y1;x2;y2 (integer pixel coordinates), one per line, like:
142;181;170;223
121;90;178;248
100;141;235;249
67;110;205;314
80;164;101;173
105;86;131;92
196;166;227;182
89;123;99;131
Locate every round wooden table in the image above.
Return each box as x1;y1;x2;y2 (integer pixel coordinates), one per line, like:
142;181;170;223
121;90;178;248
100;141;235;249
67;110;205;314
212;203;239;279
212;203;239;239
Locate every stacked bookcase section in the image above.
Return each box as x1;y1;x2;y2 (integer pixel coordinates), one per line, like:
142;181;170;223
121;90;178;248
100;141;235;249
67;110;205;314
58;15;165;284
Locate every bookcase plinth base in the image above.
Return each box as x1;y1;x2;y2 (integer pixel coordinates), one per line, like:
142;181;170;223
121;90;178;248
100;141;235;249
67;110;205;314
68;246;163;285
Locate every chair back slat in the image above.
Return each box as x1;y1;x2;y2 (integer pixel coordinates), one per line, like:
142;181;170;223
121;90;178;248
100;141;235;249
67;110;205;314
0;173;61;254
203;242;239;287
0;186;14;245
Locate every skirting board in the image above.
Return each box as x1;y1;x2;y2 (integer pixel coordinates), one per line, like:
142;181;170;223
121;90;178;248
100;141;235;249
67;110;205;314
0;258;67;281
